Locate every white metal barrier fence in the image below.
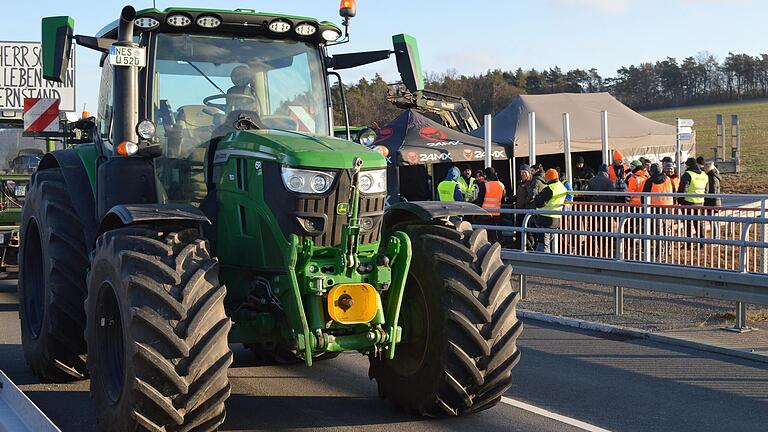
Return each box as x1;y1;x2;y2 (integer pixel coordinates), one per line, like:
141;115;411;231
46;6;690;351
475;191;768;330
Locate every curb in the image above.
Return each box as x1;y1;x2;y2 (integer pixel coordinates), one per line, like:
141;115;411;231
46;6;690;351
518;309;768;364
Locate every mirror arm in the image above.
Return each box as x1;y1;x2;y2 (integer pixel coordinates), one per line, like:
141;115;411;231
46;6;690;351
74;35;116;53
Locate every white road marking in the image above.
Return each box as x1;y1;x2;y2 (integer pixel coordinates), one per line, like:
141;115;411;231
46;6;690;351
501;397;612;432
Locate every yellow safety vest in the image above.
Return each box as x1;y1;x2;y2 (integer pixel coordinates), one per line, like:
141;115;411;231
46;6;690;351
458;176;476;201
538;181;568;218
438;180;460;201
681;170;708;205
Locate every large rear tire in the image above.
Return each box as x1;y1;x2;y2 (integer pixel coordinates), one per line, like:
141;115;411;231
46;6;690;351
18;169;89;382
370;221;522;416
86;226;232;432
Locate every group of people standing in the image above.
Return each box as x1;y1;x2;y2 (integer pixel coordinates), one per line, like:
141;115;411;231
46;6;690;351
580;150;722;208
434;151;723;252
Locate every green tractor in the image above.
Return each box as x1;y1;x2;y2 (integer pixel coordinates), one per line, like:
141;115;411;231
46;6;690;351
19;4;521;430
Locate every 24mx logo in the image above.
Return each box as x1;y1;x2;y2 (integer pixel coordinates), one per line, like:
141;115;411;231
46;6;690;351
419;153;452;162
464;150;506;160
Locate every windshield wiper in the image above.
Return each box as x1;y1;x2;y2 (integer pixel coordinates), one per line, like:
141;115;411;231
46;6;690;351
185;61;226;94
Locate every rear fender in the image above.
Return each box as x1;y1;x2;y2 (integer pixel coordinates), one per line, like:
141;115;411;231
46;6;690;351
37;149;99;248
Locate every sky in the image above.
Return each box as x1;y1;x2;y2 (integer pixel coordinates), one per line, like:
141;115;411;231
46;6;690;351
3;0;768;113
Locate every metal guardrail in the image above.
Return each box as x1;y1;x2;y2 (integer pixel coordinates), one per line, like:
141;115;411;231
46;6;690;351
0;370;60;432
477;190;768;331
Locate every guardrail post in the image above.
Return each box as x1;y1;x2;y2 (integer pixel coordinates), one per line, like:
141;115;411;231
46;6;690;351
643;195;651;262
519;275;527;300
761;200;766;274
613;217;628;315
726;222;754;332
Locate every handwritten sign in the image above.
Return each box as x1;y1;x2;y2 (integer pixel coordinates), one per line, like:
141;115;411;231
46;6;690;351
0;41;75;112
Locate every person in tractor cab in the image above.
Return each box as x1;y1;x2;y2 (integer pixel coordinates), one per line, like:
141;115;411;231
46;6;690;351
534;169;567;252
437;166;463;202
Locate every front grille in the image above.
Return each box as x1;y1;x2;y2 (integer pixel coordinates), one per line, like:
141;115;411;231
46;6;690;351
265;164;386;247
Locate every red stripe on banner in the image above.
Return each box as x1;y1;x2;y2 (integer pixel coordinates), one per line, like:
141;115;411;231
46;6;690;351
27;100;60;133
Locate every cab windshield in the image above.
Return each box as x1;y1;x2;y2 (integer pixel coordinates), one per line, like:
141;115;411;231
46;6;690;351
151;33;329;202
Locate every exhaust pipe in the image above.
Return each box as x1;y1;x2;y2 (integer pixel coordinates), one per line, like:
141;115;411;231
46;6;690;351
112;5;138;148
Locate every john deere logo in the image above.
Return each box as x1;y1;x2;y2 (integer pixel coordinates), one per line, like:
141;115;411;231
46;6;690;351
337;203;349;215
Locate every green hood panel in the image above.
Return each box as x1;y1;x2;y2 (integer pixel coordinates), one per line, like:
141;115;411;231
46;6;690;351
218;130;386;169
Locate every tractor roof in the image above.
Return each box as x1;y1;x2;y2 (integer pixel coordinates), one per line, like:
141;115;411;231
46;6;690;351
96;7;341;45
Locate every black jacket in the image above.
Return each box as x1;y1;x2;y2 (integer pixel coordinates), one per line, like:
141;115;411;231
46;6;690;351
587;172;615;202
705;168;722;207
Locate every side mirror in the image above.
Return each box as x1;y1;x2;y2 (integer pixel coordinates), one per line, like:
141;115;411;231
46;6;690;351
41;16;74;82
392;34;424;93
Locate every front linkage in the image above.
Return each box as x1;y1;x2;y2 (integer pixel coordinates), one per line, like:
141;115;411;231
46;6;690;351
285;158;412;365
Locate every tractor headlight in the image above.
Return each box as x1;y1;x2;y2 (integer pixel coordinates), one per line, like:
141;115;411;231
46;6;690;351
281;167;336;194
358;169;386;194
136;120;156;140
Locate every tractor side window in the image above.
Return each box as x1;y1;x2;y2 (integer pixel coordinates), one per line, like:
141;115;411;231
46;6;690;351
97;63;114;147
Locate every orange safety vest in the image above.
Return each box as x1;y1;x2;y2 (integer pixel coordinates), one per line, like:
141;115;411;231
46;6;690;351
609;164;627;182
650;178;674;205
482;181;505;216
670;176;680;192
628;171;649;204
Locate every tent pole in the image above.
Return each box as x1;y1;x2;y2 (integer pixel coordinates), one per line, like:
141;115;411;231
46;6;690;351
601;110;609;165
509;152;515;199
563;113;573;186
528;111;536;166
484;114;493;169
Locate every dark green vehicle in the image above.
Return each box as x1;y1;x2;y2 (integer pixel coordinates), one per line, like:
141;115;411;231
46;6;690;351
333;125;377;145
19;4;521;431
0;121;44;275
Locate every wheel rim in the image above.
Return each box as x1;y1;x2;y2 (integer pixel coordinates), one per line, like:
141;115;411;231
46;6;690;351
22;220;44;339
95;282;125;404
388;274;429;376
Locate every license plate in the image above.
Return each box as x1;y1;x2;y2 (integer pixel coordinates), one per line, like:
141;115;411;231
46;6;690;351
14;185;25;197
109;46;146;67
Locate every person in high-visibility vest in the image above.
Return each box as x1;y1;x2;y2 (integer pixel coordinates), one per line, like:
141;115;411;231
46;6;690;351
478;167;505;216
609;149;629;182
474;167;506;241
458;166;477;202
533;169;567;253
627;160;649;205
437;166;463;202
678;157;709;237
642;163;674;205
663;162;680;191
678;158;709;205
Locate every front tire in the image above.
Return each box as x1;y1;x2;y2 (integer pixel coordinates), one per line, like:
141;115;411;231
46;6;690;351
18;169;89;382
86;226;232;432
370;221;522;416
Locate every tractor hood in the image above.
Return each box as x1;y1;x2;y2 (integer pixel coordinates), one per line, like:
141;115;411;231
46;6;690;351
216;129;387;169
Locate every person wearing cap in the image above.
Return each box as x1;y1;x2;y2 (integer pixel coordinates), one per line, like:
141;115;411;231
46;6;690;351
642;163;674;205
474;167;506;241
458;166;477;202
663;162;679;191
627;160;649;205
678;157;709;205
512;164;535;249
437;166;463;202
528;163;547;200
587;164;615;202
696;156;706;170
678;157;709;236
573;156;594;193
704;161;722;208
609;150;629;182
533;168;568;252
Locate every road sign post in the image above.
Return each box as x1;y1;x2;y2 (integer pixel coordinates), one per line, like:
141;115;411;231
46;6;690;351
676;118;694;175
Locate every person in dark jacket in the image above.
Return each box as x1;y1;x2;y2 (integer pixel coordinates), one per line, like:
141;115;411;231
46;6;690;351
573;156;594;192
509;164;534;249
704;161;722;207
528;163;548;203
587;164;615;202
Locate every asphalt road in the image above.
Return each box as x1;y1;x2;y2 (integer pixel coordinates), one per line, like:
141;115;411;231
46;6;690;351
1;279;767;431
